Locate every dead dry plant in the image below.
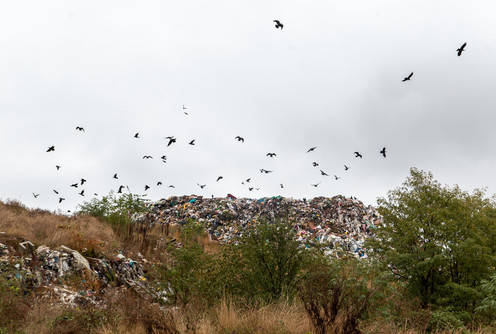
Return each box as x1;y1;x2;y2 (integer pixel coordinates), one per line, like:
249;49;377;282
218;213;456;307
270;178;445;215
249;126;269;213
0;199;119;252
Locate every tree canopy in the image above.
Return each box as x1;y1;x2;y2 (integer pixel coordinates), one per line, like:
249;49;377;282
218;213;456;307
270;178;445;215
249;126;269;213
369;168;496;311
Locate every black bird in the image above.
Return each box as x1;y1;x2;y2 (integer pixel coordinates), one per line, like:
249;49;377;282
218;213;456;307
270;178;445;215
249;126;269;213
113;173;118;179
280;184;284;188
47;146;55;152
53;190;59;194
59;197;65;203
157;181;163;186
118;185;125;193
273;20;283;29
311;182;321;187
249;187;254;191
189;139;195;145
183;104;187;109
80;178;86;185
260;169;273;174
161;155;167;162
33;193;39;198
165;136;176;147
235;136;244;143
71;183;78;188
197;183;206;189
334;175;341;180
266;153;276;157
134;133;140;138
307;147;317;153
380;147;387;158
354;152;363;158
144;185;150;191
217;176;223;182
76;126;85;131
457;42;467;56
312;162;319;167
56;165;61;170
344;165;350;171
320;170;329;176
79;190;85;196
402;72;413;82
143;155;153;159
246;178;251;183
169;185;175;188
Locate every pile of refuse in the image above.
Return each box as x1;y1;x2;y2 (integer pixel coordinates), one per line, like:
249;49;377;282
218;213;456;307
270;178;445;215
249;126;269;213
0;241;149;308
136;195;382;258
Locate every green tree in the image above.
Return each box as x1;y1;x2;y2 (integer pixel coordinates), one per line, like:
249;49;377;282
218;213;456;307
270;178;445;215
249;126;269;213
369;168;496;312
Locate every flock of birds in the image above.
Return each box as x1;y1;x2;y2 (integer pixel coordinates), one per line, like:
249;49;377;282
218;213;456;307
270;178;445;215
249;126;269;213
33;20;468;208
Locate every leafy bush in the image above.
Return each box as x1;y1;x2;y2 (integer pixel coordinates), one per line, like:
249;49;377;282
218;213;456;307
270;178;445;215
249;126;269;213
298;257;374;334
227;218;313;303
77;191;149;240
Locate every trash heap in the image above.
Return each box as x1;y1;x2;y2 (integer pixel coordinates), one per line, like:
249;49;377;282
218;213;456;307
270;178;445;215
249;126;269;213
0;242;148;308
138;195;381;258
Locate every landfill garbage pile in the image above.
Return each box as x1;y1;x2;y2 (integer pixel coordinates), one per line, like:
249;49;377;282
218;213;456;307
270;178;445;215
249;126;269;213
137;195;382;258
0;241;150;308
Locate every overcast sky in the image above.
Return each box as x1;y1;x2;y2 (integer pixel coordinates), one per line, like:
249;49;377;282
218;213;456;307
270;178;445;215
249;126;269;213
1;0;496;212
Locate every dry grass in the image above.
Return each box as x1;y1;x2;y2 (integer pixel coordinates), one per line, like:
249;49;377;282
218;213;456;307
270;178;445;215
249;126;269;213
0;199;120;252
182;299;312;334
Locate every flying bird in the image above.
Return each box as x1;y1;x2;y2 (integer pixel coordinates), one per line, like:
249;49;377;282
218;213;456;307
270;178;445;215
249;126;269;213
113;173;118;179
80;178;86;185
457;42;467;56
266;153;276;157
76;126;85;131
33;193;39;198
59;197;65;203
344;165;350;171
311;182;321;187
134;133;140;138
70;183;78;188
380;147;387;158
273;20;283;29
183;104;187;109
79;190;85;196
280;184;284;188
144;185;150;191
260;169;273;174
53;190;59;194
312;162;319;167
217;176;223;182
143;155;153;159
307;147;317;153
189;140;195;145
165;136;177;147
118;185;125;193
169;185;175;188
246;178;251;183
334;175;341;180
235;136;244;143
157;181;163;186
320;170;329;176
46;146;55;152
197;183;206;189
402;72;413;82
249;187;254;191
56;165;61;170
354;152;363;158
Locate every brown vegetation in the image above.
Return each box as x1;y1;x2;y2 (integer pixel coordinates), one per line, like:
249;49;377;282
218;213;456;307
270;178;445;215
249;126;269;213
0;199;119;253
